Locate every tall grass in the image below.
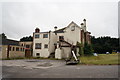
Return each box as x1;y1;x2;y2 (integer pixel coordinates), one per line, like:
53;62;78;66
79;53;119;65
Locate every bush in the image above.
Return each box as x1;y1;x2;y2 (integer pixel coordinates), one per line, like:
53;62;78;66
84;43;93;56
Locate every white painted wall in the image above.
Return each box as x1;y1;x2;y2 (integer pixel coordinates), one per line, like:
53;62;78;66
33;32;50;58
49;31;57;53
56;33;64;41
64;23;81;45
55;48;63;59
62;47;71;58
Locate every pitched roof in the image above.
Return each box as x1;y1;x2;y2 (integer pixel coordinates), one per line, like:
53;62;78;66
66;21;81;29
54;21;81;33
1;38;19;46
54;27;66;33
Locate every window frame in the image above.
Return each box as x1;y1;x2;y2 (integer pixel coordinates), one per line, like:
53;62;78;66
0;47;1;51
16;47;19;51
26;45;30;48
44;44;48;48
20;48;22;51
12;47;15;51
35;43;42;49
43;34;48;38
9;46;11;51
35;34;40;38
71;26;75;31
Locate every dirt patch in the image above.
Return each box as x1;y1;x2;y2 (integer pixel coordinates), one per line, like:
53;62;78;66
37;62;53;67
25;60;40;62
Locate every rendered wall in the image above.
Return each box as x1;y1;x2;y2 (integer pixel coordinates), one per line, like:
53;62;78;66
49;31;57;54
62;47;71;59
64;23;81;45
0;45;25;59
0;45;7;59
33;32;50;58
55;48;63;59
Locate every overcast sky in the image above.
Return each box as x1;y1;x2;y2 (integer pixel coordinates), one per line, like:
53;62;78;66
0;0;119;40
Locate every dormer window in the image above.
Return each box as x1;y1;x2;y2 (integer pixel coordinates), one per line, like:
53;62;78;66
71;26;75;31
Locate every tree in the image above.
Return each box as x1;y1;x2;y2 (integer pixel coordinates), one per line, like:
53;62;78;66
0;33;7;39
91;36;119;53
84;42;93;55
77;42;84;56
20;36;33;41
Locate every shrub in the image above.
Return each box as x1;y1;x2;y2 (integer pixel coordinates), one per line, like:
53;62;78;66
84;43;93;56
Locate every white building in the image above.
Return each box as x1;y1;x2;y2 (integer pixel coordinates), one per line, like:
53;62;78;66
33;19;91;59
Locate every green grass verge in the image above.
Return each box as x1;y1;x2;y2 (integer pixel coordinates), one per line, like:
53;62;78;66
79;53;119;65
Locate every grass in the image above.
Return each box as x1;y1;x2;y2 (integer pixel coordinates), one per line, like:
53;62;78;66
79;53;119;65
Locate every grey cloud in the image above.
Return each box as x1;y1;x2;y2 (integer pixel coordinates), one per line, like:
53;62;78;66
1;1;118;40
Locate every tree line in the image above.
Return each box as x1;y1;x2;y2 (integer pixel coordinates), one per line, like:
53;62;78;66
91;36;119;54
20;36;33;41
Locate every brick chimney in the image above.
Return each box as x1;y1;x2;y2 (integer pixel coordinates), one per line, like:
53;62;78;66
35;28;40;33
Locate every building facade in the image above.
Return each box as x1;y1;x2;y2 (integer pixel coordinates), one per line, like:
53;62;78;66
33;19;91;59
19;41;33;58
0;39;25;59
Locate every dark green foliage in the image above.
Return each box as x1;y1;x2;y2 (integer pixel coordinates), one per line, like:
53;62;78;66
84;43;93;55
20;36;33;41
0;33;7;39
77;42;84;56
91;36;119;53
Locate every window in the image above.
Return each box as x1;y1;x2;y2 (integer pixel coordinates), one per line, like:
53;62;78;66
35;43;41;49
59;36;64;41
0;47;1;51
9;47;11;51
43;34;48;38
23;48;24;51
71;26;75;31
21;44;23;46
36;53;40;56
35;34;39;38
44;44;48;48
26;45;30;48
13;47;15;51
20;48;22;51
16;47;19;51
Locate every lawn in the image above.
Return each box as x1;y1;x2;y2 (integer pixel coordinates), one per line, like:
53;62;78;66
79;53;119;65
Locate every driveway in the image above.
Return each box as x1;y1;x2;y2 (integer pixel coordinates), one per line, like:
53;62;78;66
1;59;119;78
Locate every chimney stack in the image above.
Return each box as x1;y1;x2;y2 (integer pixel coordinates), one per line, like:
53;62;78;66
83;19;86;27
35;27;40;33
54;26;57;31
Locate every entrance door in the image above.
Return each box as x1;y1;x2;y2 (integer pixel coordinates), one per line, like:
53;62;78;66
25;49;31;58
